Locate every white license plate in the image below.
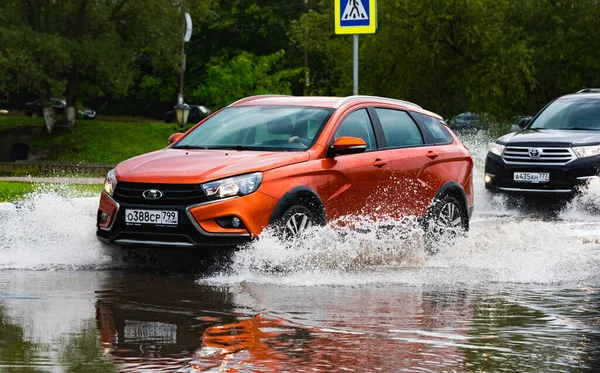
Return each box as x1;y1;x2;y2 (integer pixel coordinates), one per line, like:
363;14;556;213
513;172;550;183
125;209;178;225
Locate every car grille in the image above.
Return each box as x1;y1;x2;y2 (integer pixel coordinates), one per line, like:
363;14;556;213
502;146;575;165
113;182;208;206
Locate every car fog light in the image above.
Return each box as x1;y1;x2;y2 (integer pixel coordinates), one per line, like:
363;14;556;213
231;217;241;228
98;211;108;223
484;174;493;184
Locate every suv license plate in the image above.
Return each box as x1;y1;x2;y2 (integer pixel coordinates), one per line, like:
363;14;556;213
513;172;550;183
125;209;178;225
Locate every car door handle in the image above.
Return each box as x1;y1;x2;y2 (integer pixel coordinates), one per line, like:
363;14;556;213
426;151;439;159
373;159;388;167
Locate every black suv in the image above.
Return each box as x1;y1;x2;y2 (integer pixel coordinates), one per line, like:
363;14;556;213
485;89;600;194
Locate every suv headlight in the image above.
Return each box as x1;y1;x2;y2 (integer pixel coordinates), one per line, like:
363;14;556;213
202;172;263;199
104;169;118;196
487;142;505;156
572;145;600;158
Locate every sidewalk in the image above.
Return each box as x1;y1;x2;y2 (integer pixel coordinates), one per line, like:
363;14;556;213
0;177;104;184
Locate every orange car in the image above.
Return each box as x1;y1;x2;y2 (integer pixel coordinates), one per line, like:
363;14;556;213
97;95;474;248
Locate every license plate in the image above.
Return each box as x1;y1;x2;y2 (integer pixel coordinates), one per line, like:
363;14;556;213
125;209;178;225
124;320;177;344
513;172;550;183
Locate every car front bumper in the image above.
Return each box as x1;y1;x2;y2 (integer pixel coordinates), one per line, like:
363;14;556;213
484;152;599;194
96;190;277;249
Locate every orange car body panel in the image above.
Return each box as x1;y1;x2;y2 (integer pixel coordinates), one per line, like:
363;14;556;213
115;149;310;185
97;95;474;247
188;191;277;236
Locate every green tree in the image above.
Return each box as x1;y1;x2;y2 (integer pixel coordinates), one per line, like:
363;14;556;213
193;50;302;109
0;0;181;130
291;0;536;120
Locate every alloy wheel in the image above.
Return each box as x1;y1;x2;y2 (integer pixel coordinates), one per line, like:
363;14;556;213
437;202;463;230
284;212;313;238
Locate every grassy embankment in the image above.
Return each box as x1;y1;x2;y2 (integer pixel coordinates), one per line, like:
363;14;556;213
0;114;188;164
0;181;102;203
0;114;193;202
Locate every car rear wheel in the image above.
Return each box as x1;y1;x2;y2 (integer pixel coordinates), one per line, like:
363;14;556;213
424;195;468;253
278;204;316;240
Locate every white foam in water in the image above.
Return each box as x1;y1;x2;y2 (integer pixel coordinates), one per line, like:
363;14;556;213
0;186;116;270
561;177;600;220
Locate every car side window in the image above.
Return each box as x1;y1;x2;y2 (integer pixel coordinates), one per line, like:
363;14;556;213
333;109;377;151
374;108;423;148
413;112;453;144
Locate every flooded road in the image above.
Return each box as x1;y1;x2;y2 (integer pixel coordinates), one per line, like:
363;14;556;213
1;133;599;372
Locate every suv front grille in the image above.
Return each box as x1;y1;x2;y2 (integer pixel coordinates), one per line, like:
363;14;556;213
113;182;208;206
502;146;575;165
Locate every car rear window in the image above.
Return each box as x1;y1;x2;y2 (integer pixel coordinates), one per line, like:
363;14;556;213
374;108;423;148
412;112;453;144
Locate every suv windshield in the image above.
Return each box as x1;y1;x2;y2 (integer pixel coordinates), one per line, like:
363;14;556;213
174;106;334;151
530;98;600;130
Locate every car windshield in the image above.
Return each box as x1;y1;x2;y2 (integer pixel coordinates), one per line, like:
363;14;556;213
530;98;600;130
173;106;334;151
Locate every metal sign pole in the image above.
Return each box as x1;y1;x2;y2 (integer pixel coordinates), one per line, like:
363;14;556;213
336;0;376;96
353;34;358;95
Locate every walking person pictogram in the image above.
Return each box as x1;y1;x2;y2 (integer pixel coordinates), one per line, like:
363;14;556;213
342;0;368;20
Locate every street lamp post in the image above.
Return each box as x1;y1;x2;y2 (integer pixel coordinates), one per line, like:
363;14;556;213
174;102;190;132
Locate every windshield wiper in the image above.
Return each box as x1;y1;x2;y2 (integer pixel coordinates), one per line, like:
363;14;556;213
207;145;267;151
172;145;208;149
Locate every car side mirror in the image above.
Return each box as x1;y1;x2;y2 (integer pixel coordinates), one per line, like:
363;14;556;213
168;133;184;144
331;136;367;156
518;116;532;129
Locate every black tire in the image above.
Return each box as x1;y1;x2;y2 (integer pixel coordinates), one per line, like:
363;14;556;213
423;195;469;253
276;204;317;240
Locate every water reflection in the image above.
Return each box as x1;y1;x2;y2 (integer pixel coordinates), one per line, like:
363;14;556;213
0;271;599;372
0;305;43;372
95;272;236;371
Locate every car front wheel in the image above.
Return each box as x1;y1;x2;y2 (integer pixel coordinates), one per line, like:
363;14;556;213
278;204;316;240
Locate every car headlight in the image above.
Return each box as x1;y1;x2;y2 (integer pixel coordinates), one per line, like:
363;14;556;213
202;172;262;199
487;142;505;156
573;145;600;158
104;169;118;196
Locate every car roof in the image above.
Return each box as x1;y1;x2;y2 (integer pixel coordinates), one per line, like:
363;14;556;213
560;92;600;100
229;95;442;119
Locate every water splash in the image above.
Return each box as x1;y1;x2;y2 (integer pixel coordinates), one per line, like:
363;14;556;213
205;130;600;287
228;216;427;273
561;177;600;220
1;132;599;283
0;187;116;270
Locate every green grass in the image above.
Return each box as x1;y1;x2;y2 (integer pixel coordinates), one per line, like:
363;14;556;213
0;115;196;164
0;115;45;126
0;181;102;203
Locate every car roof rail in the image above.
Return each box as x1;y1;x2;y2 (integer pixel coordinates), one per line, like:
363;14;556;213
228;94;290;106
576;88;600;94
334;95;422;109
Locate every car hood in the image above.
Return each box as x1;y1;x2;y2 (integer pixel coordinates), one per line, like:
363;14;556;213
497;129;600;147
115;149;310;184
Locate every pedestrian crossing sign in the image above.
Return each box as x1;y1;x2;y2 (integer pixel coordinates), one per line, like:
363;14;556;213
335;0;377;34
